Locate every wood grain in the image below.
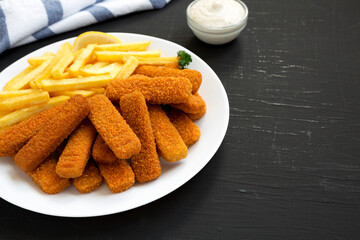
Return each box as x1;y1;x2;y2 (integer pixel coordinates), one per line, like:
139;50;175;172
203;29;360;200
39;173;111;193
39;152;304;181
0;0;359;239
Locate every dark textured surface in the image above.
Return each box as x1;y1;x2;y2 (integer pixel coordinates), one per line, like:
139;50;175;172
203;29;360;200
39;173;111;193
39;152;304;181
1;0;360;239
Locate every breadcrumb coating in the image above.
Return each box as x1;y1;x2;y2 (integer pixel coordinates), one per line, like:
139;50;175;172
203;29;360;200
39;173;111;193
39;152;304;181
166;108;201;147
72;160;103;193
186;104;207;121
163;62;180;69
106;75;192;104
92;134;118;164
28;155;70;194
56;119;97;178
98;159;135;193
170;92;206;114
14;95;90;173
88;94;141;160
120;91;161;183
148;104;188;162
134;65;202;94
0;103;63;157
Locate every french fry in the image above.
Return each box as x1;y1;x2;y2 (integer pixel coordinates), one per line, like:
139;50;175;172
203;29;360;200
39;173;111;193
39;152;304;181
95;41;151;51
133;56;179;65
0;96;70;128
40;75;112;92
84;61;109;70
115;56;139;79
0;91;50;111
3;65;35;90
27;52;55;66
95;50;161;62
0;89;42;99
49;88;105;98
3;60;51;91
30;43;73;89
69;44;96;77
0;109;12;117
51;44;74;79
79;62;122;77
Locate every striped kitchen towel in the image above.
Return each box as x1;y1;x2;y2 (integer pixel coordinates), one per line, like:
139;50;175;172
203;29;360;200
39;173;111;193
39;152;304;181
0;0;171;54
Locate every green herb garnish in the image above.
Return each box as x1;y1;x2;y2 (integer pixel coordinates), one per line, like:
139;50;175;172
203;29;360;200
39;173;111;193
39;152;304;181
177;50;192;69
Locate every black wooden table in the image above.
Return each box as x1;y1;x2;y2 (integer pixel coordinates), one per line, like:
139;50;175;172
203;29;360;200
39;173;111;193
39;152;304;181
0;0;359;239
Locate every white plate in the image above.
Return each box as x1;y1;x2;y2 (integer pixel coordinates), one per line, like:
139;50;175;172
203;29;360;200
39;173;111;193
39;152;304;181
0;33;229;217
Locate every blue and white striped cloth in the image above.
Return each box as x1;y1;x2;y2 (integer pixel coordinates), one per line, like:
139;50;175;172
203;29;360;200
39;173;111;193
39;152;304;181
0;0;171;54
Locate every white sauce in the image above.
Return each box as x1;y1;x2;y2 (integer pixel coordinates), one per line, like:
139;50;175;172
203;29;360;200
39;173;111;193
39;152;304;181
189;0;245;28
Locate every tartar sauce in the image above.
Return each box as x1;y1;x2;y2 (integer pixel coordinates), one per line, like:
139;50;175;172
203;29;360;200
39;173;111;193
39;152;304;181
189;0;245;28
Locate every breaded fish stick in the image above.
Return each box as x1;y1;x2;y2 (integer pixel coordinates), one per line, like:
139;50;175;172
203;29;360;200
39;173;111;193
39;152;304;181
28;155;70;194
14;95;89;173
97;160;135;193
92;134;118;164
120;91;161;183
170;92;206;114
88;94;141;160
148;104;188;162
163;62;180;69
56;119;97;178
72;160;103;193
166;108;201;147
106;75;192;104
0;103;63;157
187;104;207;121
134;65;202;94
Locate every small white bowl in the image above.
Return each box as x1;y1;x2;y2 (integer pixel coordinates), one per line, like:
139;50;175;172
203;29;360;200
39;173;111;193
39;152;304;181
186;0;248;45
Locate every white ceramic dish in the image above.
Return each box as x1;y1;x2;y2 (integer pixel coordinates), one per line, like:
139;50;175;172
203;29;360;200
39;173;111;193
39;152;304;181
186;0;248;45
0;33;229;217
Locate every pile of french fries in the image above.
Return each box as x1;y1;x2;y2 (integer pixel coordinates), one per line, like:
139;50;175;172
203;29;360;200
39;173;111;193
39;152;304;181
0;38;179;129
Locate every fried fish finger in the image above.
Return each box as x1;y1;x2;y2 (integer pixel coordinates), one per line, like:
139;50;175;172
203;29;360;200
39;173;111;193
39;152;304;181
14;95;90;173
134;65;202;94
72;160;103;193
148;104;188;162
28;155;70;194
88;94;141;160
170;92;206;114
0;103;63;157
120;91;161;183
92;134;118;164
56;119;97;178
97;160;135;193
106;75;192;104
166;107;201;147
186;104;207;121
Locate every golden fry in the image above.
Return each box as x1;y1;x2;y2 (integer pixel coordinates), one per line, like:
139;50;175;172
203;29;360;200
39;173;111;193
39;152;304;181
95;41;151;51
79;62;122;77
0;89;42;99
50;88;105;98
115;56;138;79
51;45;74;79
69;44;96;77
0;96;69;128
0;91;50;111
30;42;73;89
95;49;161;62
40;75;112;92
